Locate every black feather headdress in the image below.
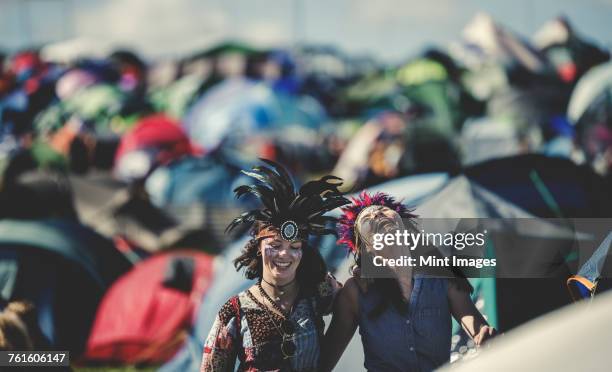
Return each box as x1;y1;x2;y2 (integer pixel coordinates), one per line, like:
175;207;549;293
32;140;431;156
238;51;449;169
226;159;350;241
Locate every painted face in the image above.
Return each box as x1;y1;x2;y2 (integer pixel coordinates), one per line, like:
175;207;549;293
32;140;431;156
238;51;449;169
260;233;303;284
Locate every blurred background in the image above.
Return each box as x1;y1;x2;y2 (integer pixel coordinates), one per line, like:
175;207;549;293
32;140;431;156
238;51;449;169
1;0;612;371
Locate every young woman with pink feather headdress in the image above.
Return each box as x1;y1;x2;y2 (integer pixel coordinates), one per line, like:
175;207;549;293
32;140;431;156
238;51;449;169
321;191;497;372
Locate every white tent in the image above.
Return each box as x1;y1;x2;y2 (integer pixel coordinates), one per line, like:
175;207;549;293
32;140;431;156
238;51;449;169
567;62;612;124
40;37;113;64
438;290;612;372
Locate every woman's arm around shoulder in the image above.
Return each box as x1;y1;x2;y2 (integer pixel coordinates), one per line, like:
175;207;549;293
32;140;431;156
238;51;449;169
320;277;362;372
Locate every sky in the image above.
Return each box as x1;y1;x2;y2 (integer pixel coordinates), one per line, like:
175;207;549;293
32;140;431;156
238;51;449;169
1;0;612;63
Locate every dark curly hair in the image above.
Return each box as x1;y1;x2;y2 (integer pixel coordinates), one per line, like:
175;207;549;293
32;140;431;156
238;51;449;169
233;223;327;297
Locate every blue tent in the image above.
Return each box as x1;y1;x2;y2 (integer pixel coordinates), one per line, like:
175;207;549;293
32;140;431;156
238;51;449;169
144;152;256;250
184;78;325;152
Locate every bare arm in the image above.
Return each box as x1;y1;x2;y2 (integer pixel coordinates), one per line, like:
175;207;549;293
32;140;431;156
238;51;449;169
320;277;360;372
447;280;497;346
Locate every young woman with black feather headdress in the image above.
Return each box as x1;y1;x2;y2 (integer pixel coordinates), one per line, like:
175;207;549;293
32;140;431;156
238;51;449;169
200;159;349;372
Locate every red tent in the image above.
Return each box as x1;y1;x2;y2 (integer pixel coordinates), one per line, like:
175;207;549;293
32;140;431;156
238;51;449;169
114;114;202;181
82;250;214;365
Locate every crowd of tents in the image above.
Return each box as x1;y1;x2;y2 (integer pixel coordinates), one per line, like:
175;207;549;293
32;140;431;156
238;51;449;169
0;12;611;370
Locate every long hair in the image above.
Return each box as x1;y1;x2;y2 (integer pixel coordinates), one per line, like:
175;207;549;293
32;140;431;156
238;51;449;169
228;159;347;297
340;192;472;318
338;192;416;318
233;223;327;297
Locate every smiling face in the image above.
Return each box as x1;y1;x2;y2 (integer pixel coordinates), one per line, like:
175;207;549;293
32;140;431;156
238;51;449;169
356;205;405;256
259;232;303;285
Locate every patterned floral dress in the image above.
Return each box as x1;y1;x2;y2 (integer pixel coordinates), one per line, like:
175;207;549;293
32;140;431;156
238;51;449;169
201;286;332;372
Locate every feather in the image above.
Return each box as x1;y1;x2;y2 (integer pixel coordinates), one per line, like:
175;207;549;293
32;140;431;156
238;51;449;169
251;165;294;202
260;158;294;191
227;159;349;242
336;191;416;253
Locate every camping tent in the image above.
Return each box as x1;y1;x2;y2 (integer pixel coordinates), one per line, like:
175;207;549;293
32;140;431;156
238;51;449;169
144;151;255;249
69;173;185;254
83;250;214;365
184;78;325;152
158;237;252;372
464;154;612;218
533;17;610;83
567;62;612;125
114;114;200;182
438;289;612;372
0;218;131;354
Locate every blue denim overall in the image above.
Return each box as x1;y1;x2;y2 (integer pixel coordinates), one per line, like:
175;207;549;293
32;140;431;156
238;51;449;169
358;277;451;372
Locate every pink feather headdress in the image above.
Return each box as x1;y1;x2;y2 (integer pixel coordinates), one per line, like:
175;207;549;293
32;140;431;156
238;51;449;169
337;191;416;254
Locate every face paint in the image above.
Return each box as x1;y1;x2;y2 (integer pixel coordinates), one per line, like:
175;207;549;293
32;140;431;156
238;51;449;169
260;235;303;285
